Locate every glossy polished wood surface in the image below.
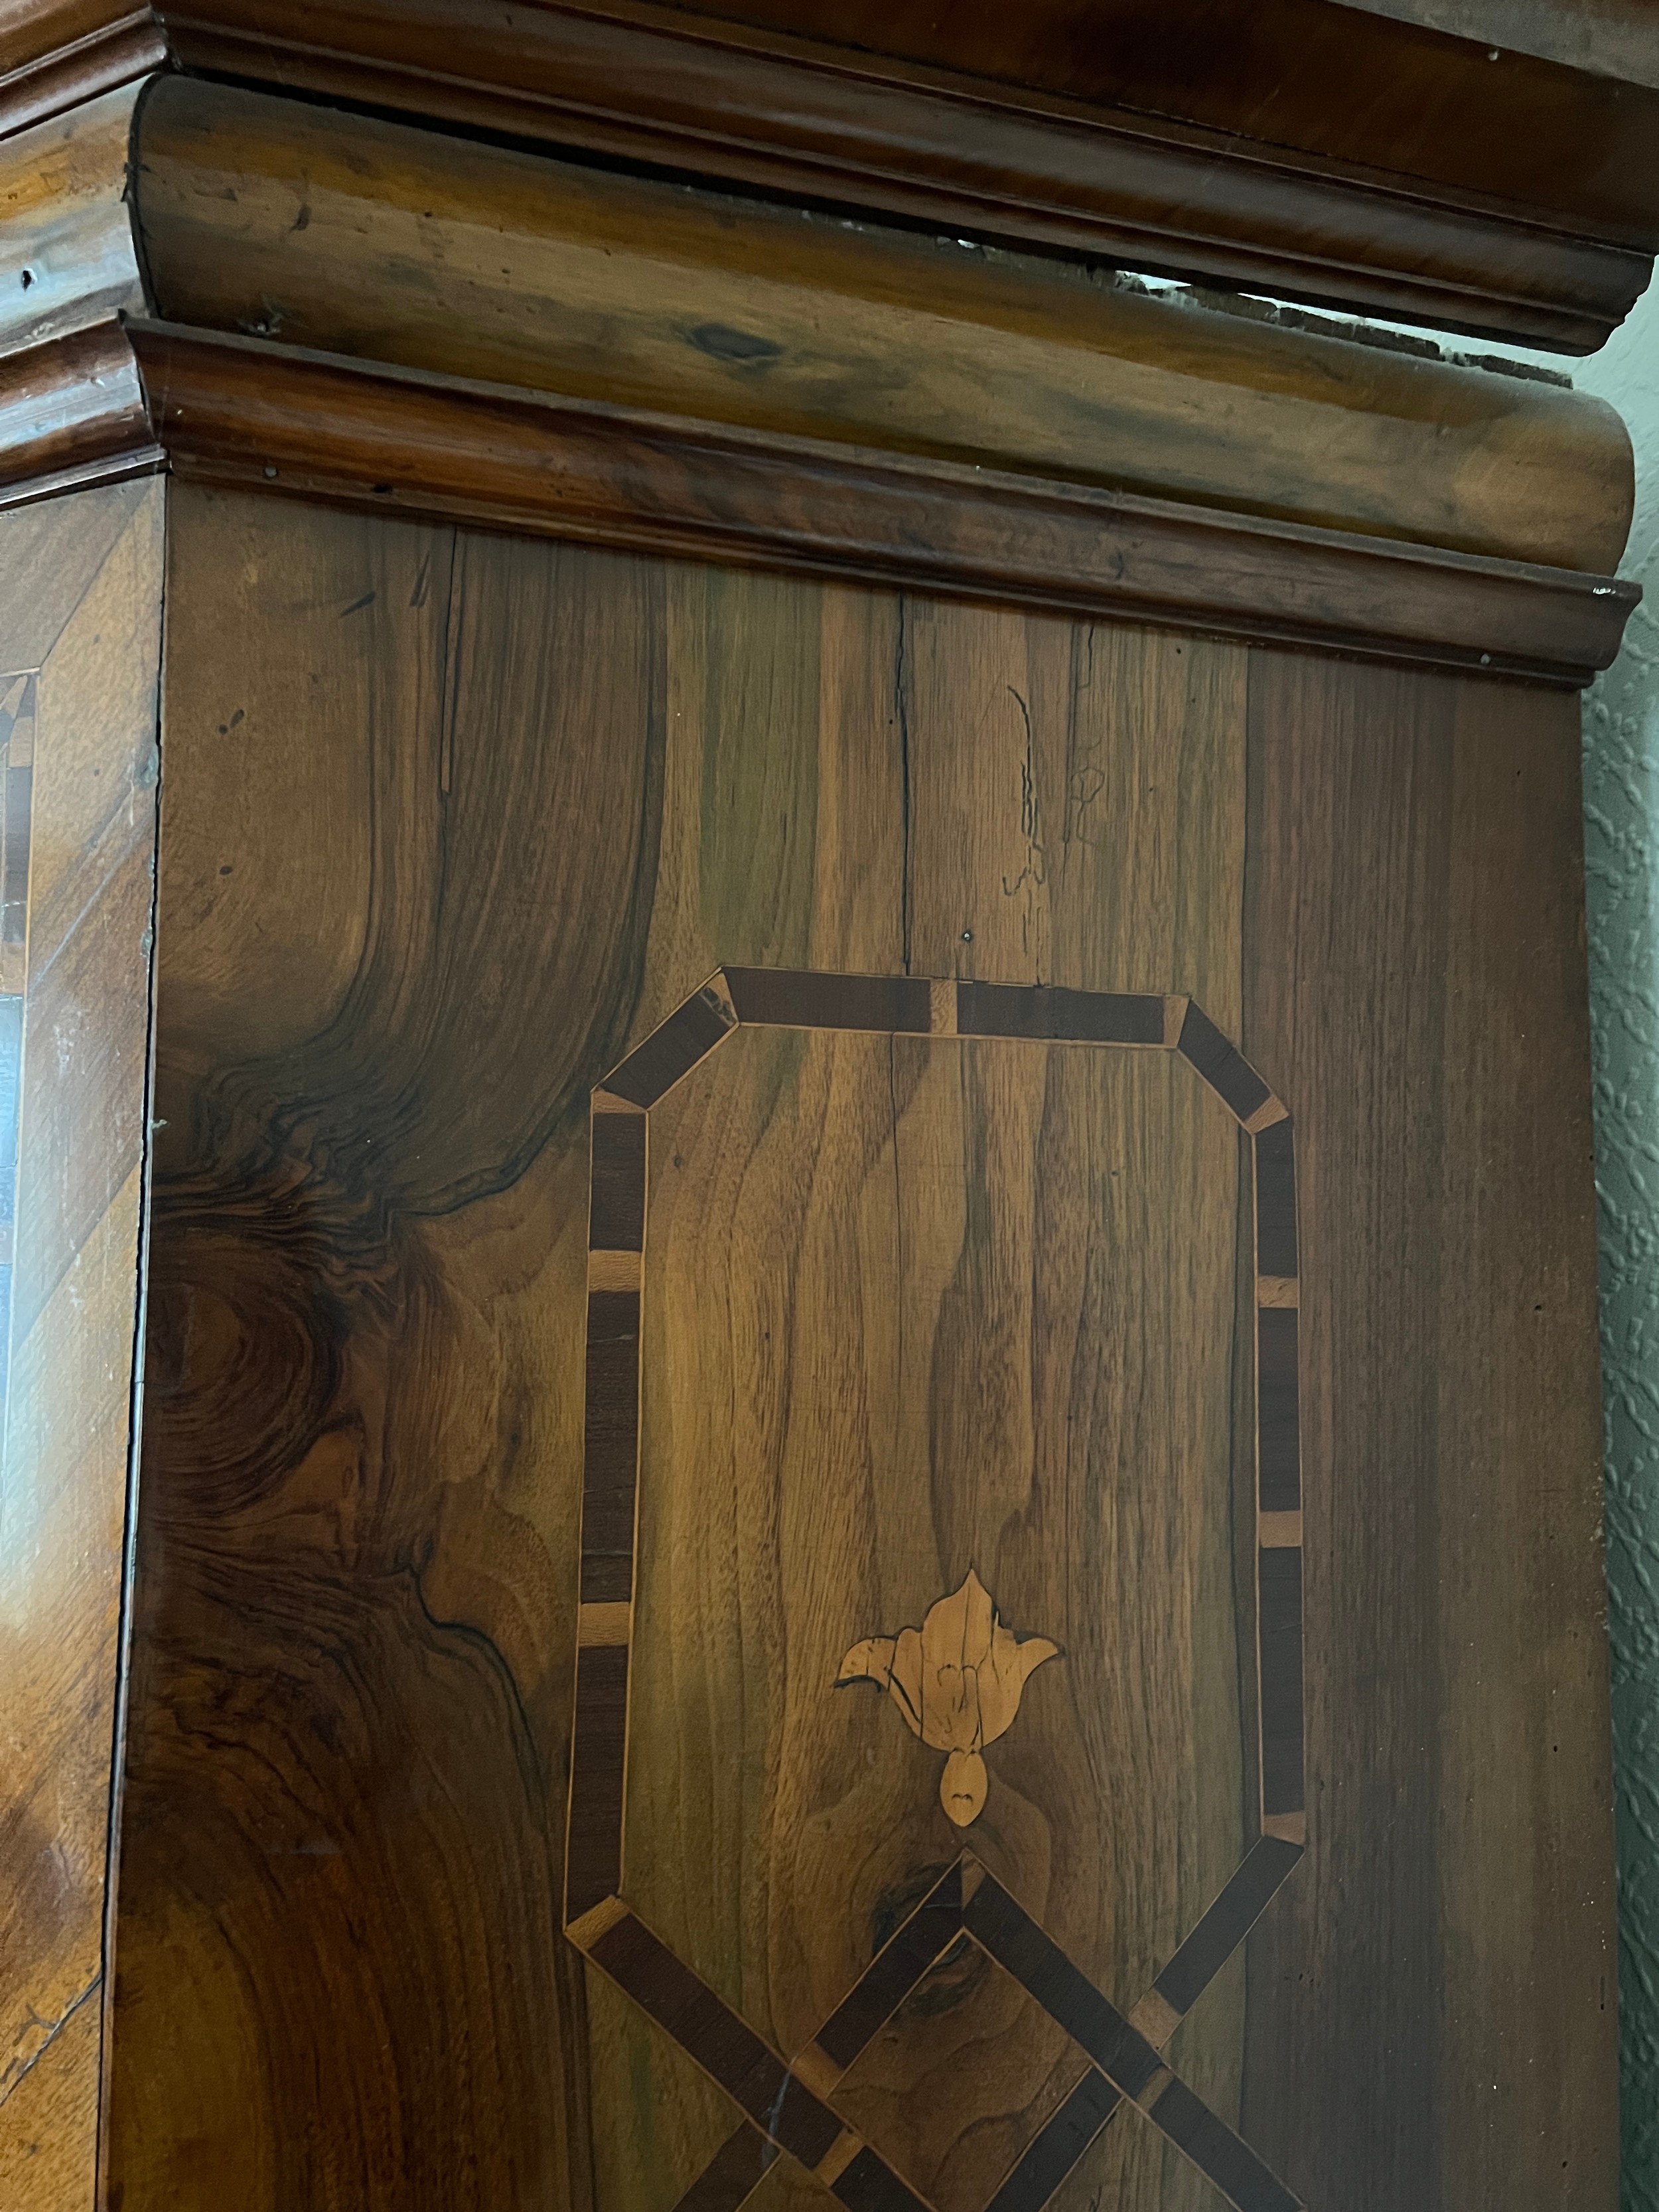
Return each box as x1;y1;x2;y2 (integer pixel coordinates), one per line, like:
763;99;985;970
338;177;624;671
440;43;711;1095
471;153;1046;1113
0;81;141;357
649;0;1659;226
1;66;1638;683
101;486;1616;2210
108;322;1632;690
131;78;1634;576
0;477;163;2205
3;1;1653;350
135;5;1659;354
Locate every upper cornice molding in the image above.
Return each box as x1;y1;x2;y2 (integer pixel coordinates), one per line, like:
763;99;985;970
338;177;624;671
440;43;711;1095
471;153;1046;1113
0;70;1642;688
1;0;1657;354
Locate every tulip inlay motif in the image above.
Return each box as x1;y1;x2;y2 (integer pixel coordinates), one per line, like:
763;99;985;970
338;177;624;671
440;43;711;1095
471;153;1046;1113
836;1569;1062;1824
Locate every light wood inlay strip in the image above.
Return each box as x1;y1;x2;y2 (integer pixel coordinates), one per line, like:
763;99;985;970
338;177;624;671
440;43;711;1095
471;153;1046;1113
565;1893;628;1950
588;1248;642;1292
592;1088;645;1115
1258;1275;1299;1308
791;2043;844;2103
1262;1811;1308;1847
929;977;958;1036
1133;2065;1174;2111
1244;1095;1291;1134
1162;995;1190;1047
1258;1511;1303;1550
814;2130;863;2186
1129;1990;1183;2051
578;1600;632;1647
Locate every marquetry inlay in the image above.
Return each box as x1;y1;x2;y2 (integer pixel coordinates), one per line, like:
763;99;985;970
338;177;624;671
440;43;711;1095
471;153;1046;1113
837;1570;1062;1828
563;966;1308;2212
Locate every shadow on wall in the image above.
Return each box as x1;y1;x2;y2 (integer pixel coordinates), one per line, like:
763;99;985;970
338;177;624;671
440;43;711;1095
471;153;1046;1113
1572;275;1659;2212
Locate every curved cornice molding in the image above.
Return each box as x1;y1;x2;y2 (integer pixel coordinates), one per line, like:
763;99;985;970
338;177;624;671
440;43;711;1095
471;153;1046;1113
1;1;1657;354
0;319;1637;690
0;74;1642;689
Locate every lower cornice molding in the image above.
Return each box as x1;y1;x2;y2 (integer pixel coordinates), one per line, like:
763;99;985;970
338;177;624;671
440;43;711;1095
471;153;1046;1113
0;319;1639;688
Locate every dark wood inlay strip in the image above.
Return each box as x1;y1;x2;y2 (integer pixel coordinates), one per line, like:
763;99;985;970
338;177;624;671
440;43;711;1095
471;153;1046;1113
1147;2076;1304;2212
581;1288;640;1605
1253;1115;1297;1279
1256;1305;1301;1514
1258;1548;1306;1819
671;2124;776;2212
579;1557;634;1607
982;2067;1122;2212
813;1859;965;2072
1152;1837;1305;2020
1177;1001;1271;1124
565;1643;628;1923
724;967;931;1034
964;1875;1163;2100
956;982;1165;1045
607;982;736;1107
830;2146;934;2212
589;1915;843;2170
590;1108;646;1250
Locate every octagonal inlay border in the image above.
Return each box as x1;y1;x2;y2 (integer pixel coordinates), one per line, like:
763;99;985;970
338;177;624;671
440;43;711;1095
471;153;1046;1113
562;968;1307;2212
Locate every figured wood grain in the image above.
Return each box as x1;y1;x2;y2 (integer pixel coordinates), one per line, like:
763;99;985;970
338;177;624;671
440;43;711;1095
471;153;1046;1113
107;492;906;2207
8;0;1650;348
151;0;1656;354
107;488;1291;2207
103;479;1613;2205
0;1979;100;2205
644;0;1659;233
0;82;142;356
0;322;153;496
131;77;1634;575
0;475;162;2206
899;607;1254;2212
108;495;670;2209
107;321;1634;688
14;311;1627;682
1237;650;1618;2210
628;1025;1244;2212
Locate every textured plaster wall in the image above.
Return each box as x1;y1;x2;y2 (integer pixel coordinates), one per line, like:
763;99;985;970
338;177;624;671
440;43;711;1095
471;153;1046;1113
1571;283;1659;2209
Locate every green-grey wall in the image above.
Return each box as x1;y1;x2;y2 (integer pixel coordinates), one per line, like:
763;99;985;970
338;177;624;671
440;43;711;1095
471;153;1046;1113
1571;283;1659;2211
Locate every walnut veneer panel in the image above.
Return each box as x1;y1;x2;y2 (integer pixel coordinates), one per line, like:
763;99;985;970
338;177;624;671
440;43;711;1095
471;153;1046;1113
104;486;1613;2208
1237;654;1617;2209
0;476;163;2203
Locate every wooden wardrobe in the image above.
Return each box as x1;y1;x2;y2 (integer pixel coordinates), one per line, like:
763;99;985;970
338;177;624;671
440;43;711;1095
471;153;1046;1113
1;6;1650;2208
